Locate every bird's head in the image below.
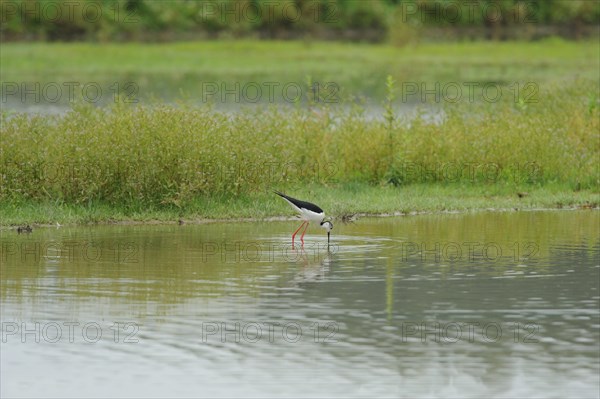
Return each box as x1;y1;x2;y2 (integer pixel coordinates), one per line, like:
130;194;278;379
320;219;333;245
320;219;333;233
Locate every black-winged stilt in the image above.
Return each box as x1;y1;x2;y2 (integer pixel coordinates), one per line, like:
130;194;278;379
274;191;333;246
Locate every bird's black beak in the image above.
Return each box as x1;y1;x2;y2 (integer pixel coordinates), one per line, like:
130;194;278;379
327;231;330;246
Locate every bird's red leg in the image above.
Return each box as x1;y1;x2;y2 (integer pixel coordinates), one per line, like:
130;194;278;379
300;221;310;245
292;221;307;245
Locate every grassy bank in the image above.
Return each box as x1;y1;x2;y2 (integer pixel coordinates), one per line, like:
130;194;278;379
1;78;598;226
0;184;598;227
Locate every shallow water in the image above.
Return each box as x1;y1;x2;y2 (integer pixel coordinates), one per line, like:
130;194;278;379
1;211;599;398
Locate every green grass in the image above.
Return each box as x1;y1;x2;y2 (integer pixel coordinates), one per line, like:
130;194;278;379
1;39;598;103
1;78;598;226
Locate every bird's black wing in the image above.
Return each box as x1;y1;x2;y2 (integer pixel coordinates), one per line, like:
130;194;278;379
274;191;323;213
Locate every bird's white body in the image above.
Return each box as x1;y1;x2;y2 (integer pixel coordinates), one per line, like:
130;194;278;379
279;196;325;223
